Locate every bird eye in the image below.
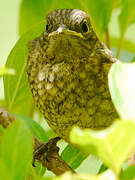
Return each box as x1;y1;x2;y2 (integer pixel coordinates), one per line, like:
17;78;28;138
81;22;89;33
46;24;49;31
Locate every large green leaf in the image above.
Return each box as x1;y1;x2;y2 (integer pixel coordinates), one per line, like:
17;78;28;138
19;0;113;36
70;121;135;176
0;158;10;180
4;22;45;115
109;61;135;119
0;119;33;180
19;0;82;35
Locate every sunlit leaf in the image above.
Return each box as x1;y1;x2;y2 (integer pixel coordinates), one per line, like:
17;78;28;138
0;67;15;76
50;170;116;180
76;155;102;174
109;61;135;119
70;121;135;175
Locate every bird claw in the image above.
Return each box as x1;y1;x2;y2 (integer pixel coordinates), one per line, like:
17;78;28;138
32;137;61;167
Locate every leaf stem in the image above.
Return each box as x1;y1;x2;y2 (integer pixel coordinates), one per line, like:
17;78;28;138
115;174;120;180
105;26;111;49
116;33;124;59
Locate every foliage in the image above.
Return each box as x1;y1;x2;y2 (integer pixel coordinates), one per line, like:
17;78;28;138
0;119;33;180
109;62;135;119
71;121;135;178
1;0;135;180
0;67;15;77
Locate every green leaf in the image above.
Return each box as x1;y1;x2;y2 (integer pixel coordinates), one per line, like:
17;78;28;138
30;161;46;179
120;166;135;180
0;158;10;179
0;119;33;180
4;22;45;115
131;56;135;62
37;177;53;180
111;37;135;54
0;67;15;76
77;155;102;174
61;145;102;173
19;0;113;36
119;0;135;36
70;121;135;175
61;145;86;169
50;170;116;180
98;164;107;174
109;61;135;119
14;114;48;142
85;0;114;35
19;0;50;35
19;0;82;35
0;124;5;134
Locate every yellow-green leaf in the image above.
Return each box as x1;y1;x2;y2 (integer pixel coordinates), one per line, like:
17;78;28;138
70;121;135;175
109;61;135;119
0;67;15;76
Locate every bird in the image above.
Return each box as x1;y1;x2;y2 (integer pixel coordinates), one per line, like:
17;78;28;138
26;9;118;142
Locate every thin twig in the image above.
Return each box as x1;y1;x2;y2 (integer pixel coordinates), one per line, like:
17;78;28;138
0;105;76;176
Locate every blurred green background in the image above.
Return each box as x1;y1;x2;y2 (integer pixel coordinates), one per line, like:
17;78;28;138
0;0;20;66
0;0;21;99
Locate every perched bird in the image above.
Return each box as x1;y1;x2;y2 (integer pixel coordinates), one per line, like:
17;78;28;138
27;9;118;142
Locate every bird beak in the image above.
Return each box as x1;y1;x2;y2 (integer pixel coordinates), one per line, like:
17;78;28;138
57;24;68;33
48;24;84;39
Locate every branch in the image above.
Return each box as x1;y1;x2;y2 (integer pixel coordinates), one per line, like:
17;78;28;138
0;106;76;176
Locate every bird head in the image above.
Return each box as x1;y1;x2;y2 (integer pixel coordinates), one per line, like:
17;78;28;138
43;9;101;60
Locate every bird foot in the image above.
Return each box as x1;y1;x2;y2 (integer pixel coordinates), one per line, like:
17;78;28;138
32;137;61;167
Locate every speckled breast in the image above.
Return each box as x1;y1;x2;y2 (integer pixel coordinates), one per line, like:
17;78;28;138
27;49;118;141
